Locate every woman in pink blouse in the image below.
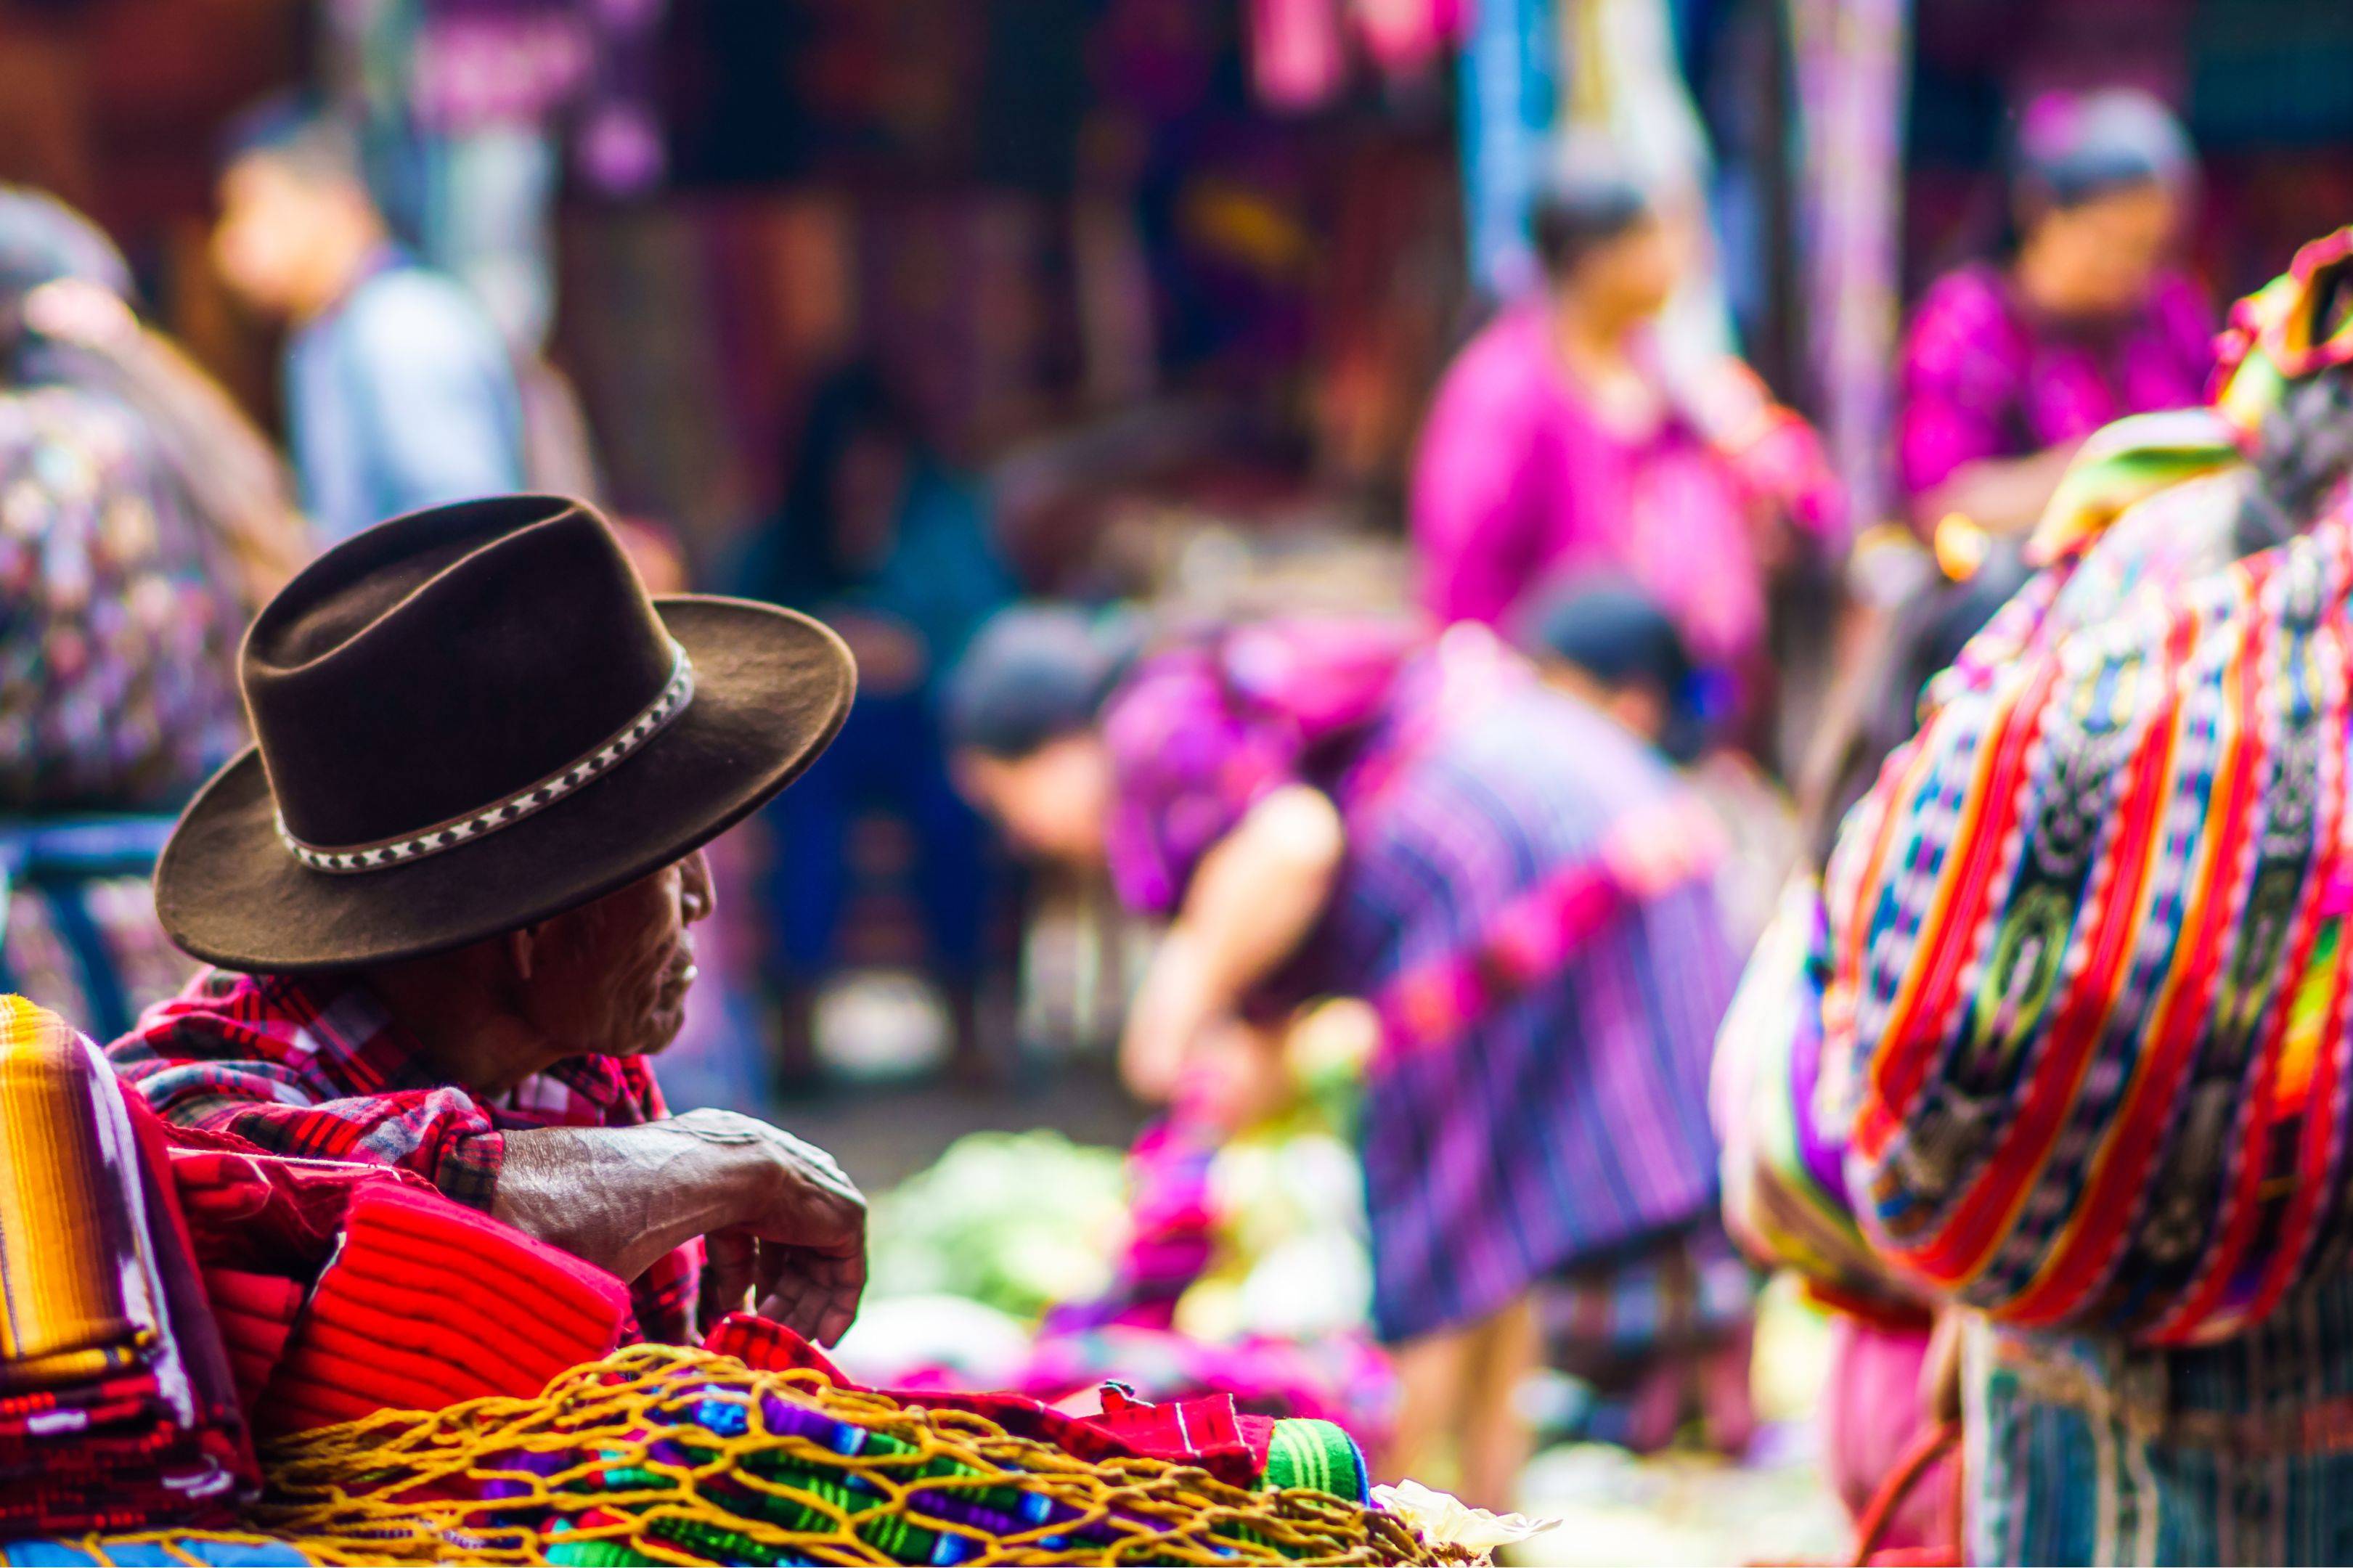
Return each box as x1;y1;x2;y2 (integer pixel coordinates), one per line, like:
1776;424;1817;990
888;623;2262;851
1410;153;1840;682
1899;89;2214;534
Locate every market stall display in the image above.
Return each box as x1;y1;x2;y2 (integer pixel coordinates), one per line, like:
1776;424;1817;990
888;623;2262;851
0;994;1519;1567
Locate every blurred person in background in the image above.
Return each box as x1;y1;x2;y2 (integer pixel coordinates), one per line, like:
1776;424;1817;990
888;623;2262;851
1899;88;2211;536
211;96;526;546
950;607;1743;1506
1525;579;1801;957
738;362;1018;1081
0;186;309;1037
1411;144;1840;706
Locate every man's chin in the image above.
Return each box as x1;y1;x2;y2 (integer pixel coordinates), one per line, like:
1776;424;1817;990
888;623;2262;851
626;1010;689;1058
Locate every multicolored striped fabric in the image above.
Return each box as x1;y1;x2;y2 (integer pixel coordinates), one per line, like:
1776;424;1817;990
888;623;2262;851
1260;1419;1369;1504
1711;877;1914;1313
0;994;251;1534
1825;486;2353;1346
0;999;149;1387
1967;1273;2353;1565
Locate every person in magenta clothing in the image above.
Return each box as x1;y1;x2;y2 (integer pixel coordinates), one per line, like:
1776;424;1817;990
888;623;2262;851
949;606;1743;1506
1899;89;2213;534
1411;150;1840;678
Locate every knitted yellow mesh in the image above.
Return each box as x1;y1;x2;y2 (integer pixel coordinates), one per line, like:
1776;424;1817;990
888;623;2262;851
54;1344;1431;1566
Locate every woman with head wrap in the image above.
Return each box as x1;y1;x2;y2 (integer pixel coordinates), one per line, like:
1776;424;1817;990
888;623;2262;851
1727;232;2353;1564
0;187;308;1037
1410;142;1842;698
950;605;1745;1504
1898;88;2212;534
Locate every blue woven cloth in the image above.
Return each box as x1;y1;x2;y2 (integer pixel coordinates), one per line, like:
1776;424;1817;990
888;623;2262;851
1970;1270;2353;1564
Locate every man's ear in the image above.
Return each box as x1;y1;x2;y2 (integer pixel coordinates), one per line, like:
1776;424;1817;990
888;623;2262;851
505;926;537;984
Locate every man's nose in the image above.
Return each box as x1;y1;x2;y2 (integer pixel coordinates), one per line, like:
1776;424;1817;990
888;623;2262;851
680;849;717;924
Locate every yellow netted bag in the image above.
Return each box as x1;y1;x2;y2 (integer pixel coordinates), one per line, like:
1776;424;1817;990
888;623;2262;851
120;1343;1431;1566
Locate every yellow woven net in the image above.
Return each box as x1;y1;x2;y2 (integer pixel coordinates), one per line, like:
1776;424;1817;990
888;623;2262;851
61;1345;1432;1567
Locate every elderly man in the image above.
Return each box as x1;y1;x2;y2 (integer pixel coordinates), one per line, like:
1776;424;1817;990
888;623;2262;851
108;494;865;1345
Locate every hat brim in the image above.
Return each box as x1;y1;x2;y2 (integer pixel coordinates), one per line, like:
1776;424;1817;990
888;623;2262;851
155;596;855;973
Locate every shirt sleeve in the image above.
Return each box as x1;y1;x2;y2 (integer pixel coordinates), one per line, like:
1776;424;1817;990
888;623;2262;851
343;276;527;529
112;1048;507;1209
1410;339;1543;628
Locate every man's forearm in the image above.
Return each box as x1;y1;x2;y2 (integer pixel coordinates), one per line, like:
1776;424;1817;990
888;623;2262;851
492;1122;751;1283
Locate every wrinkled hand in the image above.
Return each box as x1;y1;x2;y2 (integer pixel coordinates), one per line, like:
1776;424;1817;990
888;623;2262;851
677;1109;868;1346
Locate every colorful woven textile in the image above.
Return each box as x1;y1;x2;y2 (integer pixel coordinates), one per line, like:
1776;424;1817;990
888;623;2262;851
708;1312;1379;1502
2025;408;2241;567
0;388;245;814
1713;877;1925;1315
1;1540;308;1565
200;1273;301;1420
1824;494;2353;1345
1260;1418;1369;1505
242;1344;1432;1565
0;995;252;1535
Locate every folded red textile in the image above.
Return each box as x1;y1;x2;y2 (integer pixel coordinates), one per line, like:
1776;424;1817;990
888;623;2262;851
165;1130;436;1278
0;1003;254;1538
262;1184;629;1435
203;1269;304;1417
126;1101;252;1463
202;1268;305;1322
324;1201;632;1347
701;1314;1276;1488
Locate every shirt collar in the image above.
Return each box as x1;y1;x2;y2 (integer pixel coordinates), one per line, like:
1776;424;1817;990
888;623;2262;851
248;968;640;1111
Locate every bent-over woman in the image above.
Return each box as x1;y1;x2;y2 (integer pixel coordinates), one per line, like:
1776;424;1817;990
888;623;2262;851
949;608;1741;1505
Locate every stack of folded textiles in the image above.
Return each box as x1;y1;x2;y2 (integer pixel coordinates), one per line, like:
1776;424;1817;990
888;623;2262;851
0;997;253;1535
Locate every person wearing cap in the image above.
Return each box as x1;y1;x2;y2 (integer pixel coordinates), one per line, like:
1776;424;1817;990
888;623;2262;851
107;496;867;1347
1898;87;2213;536
1409;141;1841;686
948;605;1744;1503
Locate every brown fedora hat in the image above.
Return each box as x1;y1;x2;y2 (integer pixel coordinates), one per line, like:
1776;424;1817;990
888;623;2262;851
155;495;854;971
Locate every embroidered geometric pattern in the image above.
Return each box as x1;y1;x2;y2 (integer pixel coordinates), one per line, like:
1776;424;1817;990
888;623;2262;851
276;643;695;875
1825;498;2353;1347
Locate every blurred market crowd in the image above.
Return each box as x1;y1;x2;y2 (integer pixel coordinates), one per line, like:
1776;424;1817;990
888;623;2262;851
9;0;2353;1562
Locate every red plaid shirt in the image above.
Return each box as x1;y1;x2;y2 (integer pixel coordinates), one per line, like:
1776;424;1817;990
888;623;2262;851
107;968;699;1342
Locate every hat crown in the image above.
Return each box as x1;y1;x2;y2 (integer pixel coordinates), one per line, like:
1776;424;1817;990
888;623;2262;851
244;497;676;852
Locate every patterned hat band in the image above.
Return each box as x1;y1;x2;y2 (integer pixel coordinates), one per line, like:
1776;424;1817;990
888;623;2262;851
277;644;697;875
